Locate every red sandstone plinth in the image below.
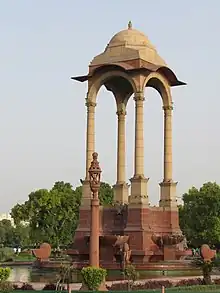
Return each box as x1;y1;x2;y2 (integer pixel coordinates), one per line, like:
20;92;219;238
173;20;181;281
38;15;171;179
71;204;187;266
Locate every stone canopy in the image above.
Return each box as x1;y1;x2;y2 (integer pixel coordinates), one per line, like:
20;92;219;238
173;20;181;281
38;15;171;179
71;23;187;267
72;22;185;87
91;22;166;67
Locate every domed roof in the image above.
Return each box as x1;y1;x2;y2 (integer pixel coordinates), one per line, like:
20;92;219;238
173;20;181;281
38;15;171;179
90;22;166;67
108;24;155;50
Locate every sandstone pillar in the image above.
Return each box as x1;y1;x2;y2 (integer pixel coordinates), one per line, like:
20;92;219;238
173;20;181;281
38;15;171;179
82;100;96;206
130;92;149;204
116;105;126;184
159;105;177;208
113;104;128;203
134;92;144;177
163;105;173;181
90;196;99;267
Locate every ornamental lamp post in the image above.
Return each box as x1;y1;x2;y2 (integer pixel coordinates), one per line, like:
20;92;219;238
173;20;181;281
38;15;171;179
88;152;102;267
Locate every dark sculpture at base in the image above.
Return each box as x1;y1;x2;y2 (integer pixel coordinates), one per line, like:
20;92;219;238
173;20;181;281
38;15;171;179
114;236;132;271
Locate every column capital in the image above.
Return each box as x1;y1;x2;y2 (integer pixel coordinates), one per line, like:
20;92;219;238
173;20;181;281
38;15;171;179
163;105;173;111
116;109;127;116
85;99;97;108
134;91;145;102
116;103;127;117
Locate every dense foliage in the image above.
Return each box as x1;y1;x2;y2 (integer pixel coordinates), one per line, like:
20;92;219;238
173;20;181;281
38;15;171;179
10;181;113;248
98;182;114;205
81;266;107;290
179;182;220;247
11;182;81;248
0;219;29;248
0;281;13;293
0;267;11;282
0;267;12;293
0;247;14;262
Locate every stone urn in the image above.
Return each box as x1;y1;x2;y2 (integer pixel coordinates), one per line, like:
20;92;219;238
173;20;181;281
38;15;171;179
151;233;184;247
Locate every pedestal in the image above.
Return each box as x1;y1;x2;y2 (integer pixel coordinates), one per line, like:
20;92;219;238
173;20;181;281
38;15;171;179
81;180;92;206
129;177;149;204
164;246;176;261
159;181;178;208
113;182;129;203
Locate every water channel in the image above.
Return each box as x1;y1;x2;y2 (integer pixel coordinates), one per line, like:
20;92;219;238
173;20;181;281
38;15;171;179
8;265;201;283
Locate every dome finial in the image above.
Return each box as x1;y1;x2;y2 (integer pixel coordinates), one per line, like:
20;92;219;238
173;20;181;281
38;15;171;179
128;21;132;29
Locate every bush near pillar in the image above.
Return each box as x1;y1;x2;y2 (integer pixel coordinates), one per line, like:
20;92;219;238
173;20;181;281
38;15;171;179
0;267;11;282
81;266;107;291
0;267;12;292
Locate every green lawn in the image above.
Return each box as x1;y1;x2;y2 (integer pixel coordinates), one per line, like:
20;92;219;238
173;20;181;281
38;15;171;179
14;253;36;262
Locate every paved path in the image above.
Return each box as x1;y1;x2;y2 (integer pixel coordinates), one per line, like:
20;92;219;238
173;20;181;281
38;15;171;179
13;274;220;290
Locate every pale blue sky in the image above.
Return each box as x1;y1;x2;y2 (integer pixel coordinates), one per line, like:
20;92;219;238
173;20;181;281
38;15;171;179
1;1;220;212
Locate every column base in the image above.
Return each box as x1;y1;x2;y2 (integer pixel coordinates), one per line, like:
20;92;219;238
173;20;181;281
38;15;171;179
113;182;129;204
129;176;149;204
159;181;178;208
81;179;92;206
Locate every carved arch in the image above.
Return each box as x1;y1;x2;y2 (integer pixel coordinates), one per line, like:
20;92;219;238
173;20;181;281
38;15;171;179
142;72;172;107
87;70;137;103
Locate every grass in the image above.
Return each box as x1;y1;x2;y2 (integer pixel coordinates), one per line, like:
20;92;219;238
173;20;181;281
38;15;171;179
9;291;66;293
14;253;36;262
140;285;220;292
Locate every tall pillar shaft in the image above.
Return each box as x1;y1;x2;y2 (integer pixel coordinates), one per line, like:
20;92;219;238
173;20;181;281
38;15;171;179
130;92;149;205
163;105;173;182
113;105;128;203
85;101;96;180
134;92;145;178
159;105;177;208
81;100;96;206
116;108;126;183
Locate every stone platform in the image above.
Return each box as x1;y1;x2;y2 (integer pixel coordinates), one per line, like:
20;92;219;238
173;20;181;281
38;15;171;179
71;204;189;266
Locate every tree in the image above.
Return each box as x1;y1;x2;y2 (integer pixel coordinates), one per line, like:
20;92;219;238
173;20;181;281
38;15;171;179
10;180;114;249
72;182;114;206
179;182;220;247
0;219;30;248
0;220;14;247
10;204;28;227
11;182;82;248
13;224;31;248
99;182;114;206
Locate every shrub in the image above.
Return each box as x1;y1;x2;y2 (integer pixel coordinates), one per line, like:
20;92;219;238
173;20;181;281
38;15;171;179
0;267;11;282
175;278;203;287
43;283;56;290
81;266;107;291
13;284;19;290
141;280;173;289
124;264;139;291
125;265;138;281
0;281;13;293
109;279;173;291
109;279;220;291
20;282;35;290
0;247;14;262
